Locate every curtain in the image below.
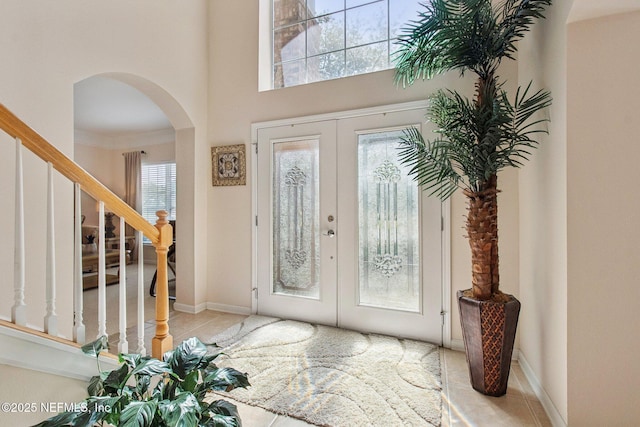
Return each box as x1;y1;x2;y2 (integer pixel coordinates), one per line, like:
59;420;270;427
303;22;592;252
124;151;142;260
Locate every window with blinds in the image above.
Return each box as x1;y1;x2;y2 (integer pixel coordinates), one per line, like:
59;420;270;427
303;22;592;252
141;163;176;238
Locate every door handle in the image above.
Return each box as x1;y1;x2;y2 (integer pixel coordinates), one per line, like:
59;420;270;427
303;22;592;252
323;230;335;237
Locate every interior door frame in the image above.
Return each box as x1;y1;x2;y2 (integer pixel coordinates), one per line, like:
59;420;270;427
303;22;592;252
250;101;452;348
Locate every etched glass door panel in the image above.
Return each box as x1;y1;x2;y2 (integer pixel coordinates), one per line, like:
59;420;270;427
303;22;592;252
272;139;320;298
358;131;420;312
336;108;443;343
256;120;337;326
257;107;443;343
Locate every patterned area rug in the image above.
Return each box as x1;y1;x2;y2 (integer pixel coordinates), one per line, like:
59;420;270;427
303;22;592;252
210;316;442;426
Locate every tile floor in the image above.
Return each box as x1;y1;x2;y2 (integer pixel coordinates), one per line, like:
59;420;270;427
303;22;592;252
111;307;552;426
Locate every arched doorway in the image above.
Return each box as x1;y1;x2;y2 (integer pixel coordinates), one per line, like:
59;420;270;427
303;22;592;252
73;73;196;330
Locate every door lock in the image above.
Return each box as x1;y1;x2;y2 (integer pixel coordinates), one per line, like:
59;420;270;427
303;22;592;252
323;229;335;237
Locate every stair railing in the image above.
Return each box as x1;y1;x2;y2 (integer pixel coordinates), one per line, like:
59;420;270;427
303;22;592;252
0;103;173;358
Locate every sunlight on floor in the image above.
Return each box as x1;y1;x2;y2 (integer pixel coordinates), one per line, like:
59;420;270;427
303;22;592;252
81;294;554;427
140;310;553;426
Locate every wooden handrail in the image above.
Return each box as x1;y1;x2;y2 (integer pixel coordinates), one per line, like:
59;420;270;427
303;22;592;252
0;104;159;243
2;103;174;359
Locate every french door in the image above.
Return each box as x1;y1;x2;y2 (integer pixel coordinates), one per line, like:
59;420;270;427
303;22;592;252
255;107;443;343
256;121;338;325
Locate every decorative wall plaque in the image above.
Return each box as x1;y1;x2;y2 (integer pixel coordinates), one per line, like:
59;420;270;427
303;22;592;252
211;144;246;186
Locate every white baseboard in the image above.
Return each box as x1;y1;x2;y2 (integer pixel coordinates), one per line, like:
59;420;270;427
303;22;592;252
518;353;567;427
172;302;251;315
449;338;520;360
450;338;466;352
0;325;119;381
173;302;208;314
206;302;252;316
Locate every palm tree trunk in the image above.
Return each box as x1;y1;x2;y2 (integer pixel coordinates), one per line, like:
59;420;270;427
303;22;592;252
464;174;499;300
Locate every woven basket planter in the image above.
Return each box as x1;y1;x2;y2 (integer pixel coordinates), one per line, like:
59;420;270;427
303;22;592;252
457;290;521;396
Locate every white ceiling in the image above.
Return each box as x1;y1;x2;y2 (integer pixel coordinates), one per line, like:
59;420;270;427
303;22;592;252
74;76;172;138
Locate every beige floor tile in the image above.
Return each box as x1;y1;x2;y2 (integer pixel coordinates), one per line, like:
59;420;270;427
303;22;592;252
271;414;316;426
526;399;553;427
447;384;539;426
511;363;540;402
95;311;554;426
167;310;225;333
507;364;539;401
443;349;528;399
170;314;248;350
442;349;471;386
226;400;279;426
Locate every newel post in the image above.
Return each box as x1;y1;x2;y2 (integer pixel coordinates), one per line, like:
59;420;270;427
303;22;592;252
151;210;173;358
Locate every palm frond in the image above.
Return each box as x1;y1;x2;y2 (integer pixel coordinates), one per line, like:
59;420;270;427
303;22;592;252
398;126;464;200
395;1;552;199
393;0;460;86
497;0;552;59
394;0;552;86
489;82;551;170
399;80;551;200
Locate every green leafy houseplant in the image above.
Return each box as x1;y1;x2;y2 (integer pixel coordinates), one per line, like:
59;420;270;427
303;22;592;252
393;0;552;396
34;336;249;427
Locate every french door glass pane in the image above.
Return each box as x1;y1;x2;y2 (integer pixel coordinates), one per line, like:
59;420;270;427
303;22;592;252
272;139;320;298
358;130;420;312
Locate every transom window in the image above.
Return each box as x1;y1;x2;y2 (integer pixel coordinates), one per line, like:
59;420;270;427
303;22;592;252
271;0;422;89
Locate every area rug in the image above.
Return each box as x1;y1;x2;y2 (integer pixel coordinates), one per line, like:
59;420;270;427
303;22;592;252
210;316;442;426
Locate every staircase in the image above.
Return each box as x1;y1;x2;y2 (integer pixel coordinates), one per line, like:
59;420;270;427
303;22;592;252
0;103;173;363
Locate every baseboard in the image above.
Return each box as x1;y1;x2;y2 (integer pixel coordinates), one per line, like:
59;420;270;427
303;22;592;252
450;338;520;360
206;302;252;316
450;338;466;352
0;324;119;381
518;353;567;427
173;302;208;314
173;301;252;316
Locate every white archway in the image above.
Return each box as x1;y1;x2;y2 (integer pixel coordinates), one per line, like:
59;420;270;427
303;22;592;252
74;72;197;309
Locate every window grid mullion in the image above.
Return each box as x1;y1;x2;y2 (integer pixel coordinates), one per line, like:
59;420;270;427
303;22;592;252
273;0;401;88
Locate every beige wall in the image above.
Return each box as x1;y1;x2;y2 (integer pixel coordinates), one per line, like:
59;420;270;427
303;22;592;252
0;0;208;338
567;11;640;425
74;143;119;229
74;139;176;237
207;1;521;347
517;0;571;423
519;2;640;424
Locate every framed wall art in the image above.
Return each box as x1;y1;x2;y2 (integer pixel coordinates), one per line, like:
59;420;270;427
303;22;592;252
211;144;246;186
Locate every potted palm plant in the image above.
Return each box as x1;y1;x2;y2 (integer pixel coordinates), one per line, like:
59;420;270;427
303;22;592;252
394;0;552;396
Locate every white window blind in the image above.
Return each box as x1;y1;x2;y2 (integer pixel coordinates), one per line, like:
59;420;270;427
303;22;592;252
142;162;176;231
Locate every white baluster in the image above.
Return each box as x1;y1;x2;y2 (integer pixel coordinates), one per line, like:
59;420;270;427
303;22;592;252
97;201;107;338
73;183;86;344
118;216;128;353
136;230;146;355
12;138;26;326
44;162;58;335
